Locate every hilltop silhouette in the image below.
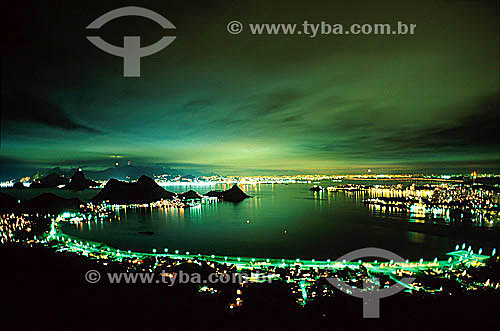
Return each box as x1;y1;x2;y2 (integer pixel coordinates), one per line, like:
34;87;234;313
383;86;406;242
0;192;81;213
22;193;82;213
178;190;203;201
205;184;250;202
30;173;69;188
92;175;175;204
64;170;98;191
13;182;25;189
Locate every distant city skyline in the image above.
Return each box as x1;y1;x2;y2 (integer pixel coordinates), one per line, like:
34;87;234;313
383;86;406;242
1;159;497;181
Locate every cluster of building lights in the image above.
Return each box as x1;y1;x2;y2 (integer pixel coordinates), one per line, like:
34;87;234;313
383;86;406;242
0;214;36;244
361;183;499;225
1;206;499;308
29;213;498;306
2;175;500;309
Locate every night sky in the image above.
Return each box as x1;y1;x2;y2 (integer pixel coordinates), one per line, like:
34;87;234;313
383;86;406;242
2;0;499;175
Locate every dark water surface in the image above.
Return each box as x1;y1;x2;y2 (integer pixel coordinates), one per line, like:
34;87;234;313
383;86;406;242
58;182;496;260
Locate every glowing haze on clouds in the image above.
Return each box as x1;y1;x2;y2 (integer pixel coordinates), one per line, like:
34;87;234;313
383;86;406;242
2;0;499;174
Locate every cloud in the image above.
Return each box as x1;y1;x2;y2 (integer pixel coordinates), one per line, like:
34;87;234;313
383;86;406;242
254;90;304;116
183;98;215;109
2;89;101;133
382;94;500;152
297;94;500;163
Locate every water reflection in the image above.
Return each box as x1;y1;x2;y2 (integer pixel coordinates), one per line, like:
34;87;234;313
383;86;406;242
408;231;426;244
59;182;499;260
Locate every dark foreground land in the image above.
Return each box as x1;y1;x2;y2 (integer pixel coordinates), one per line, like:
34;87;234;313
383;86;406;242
1;245;500;330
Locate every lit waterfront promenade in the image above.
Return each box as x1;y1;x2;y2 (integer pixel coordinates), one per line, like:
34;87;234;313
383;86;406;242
41;218;494;276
